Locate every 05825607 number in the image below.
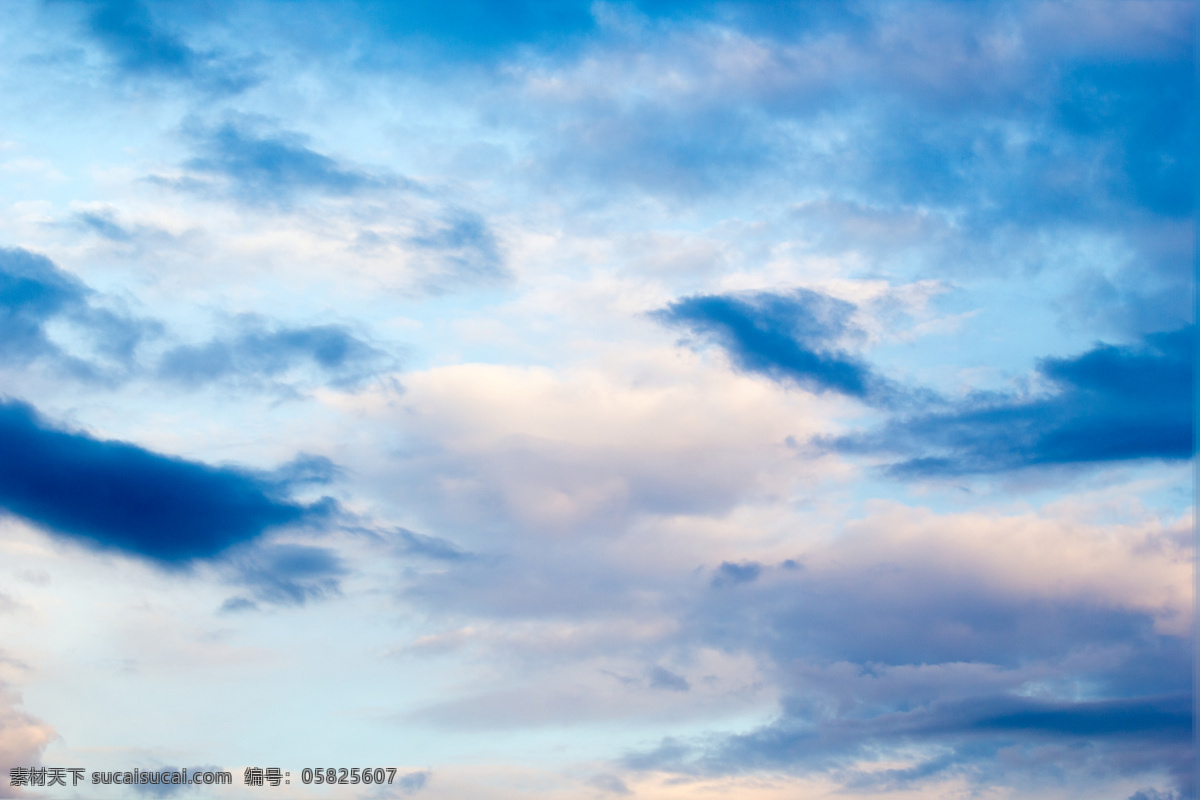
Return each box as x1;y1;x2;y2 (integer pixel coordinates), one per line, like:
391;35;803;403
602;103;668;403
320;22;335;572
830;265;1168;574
301;768;397;785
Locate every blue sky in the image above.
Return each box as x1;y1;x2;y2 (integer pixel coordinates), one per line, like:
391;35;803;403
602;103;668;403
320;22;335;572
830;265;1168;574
0;1;1193;799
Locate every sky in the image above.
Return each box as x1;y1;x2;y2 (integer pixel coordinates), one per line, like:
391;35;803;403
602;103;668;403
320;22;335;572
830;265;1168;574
0;1;1194;799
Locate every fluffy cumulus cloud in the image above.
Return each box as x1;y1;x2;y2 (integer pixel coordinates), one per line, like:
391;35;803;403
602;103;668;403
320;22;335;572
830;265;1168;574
0;1;1191;799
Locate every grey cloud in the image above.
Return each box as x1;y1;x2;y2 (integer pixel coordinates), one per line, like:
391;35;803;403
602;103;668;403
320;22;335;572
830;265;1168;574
228;543;347;606
156;315;389;390
647;665;689;692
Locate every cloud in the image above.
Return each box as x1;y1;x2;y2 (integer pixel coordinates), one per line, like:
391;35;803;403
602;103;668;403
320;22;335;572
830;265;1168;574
711;561;762;587
73;208;137;242
0;246;154;380
393;528;470;561
67;207;184;251
0;398;328;562
341;355;837;542
838;326;1193;475
408;209;507;289
227;543;346;605
654;290;893;403
656;288;1191;475
180;120;396;205
60;0;256;91
586;773;631;795
624;688;1194;797
647;665;690;692
0;248;387;391
156;315;388;389
616;498;1195;796
630;691;1194;796
0;685;56;799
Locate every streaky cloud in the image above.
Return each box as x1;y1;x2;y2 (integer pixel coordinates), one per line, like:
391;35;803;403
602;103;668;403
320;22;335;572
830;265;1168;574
156;315;388;389
625;692;1193;791
0;398;328;562
182;120;397;205
229;543;346;605
59;0;256;92
0;246;156;380
654;290;894;403
837;326;1194;475
394;528;470;561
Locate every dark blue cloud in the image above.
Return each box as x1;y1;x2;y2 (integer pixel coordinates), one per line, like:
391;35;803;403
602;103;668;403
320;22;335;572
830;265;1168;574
659;287;1192;475
0;247;88;363
157;316;387;389
0;398;327;562
654;290;894;402
182;121;395;205
0;246;155;379
837;327;1193;475
59;0;256;92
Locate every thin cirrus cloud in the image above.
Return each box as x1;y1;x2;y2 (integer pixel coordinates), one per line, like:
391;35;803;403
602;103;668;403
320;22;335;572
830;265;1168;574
655;288;1193;474
0;398;330;562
